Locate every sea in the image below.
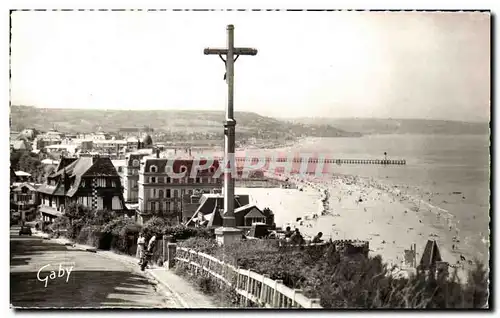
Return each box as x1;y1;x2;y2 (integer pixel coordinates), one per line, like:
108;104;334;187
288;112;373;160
236;134;491;266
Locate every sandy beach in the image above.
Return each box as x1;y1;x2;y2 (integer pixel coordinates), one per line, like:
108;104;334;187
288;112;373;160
237;172;483;281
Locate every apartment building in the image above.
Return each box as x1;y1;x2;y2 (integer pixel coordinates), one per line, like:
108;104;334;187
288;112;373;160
136;156;222;224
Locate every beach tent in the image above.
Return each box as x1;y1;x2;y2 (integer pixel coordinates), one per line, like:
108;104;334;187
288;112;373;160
419;240;442;270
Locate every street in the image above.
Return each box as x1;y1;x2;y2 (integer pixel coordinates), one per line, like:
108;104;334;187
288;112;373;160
10;226;179;308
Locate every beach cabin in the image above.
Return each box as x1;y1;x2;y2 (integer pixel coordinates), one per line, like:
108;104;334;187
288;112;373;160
235;204;267;226
185;193;250;227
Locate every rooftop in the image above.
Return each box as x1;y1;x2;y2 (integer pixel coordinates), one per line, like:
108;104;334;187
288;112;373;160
15;171;31;177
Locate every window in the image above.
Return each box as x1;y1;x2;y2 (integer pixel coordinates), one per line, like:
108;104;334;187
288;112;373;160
150;202;156;211
159;189;164;198
132;159;140;167
166;189;171;198
196;177;201;183
150;165;157;173
173;189;178;198
96;178;106;187
151;188;156;198
166;177;171;184
151;177;156;183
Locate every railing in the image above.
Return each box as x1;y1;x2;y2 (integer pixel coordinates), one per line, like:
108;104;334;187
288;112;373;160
174;247;322;308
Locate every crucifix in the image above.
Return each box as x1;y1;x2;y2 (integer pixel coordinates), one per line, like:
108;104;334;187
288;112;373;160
204;25;257;227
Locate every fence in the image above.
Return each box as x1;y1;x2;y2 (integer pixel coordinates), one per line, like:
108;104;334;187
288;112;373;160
172;246;323;308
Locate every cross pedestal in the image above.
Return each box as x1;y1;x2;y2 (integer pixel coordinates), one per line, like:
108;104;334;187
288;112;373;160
215;224;242;246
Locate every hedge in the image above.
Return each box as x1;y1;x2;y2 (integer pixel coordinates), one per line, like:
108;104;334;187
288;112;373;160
178;238;489;308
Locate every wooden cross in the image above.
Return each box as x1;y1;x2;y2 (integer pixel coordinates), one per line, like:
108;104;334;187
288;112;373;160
204;25;257;225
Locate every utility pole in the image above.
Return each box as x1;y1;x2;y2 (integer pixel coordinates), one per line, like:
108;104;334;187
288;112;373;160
204;25;257;228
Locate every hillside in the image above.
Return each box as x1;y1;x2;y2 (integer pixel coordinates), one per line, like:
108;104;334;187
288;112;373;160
9;106;360;140
283;117;490;135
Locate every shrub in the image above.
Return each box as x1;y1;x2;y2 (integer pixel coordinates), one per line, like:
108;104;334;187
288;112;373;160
142;217;214;242
100;217;139;254
76;225;104;248
178;237;218;254
176;239;489;308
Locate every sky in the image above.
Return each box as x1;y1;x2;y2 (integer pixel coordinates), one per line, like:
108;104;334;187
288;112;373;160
10;10;491;121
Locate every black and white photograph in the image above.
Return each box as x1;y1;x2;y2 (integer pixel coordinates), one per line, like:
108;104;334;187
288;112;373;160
7;8;491;309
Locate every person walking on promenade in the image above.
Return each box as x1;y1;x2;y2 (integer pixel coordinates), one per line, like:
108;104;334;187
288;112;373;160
136;233;146;264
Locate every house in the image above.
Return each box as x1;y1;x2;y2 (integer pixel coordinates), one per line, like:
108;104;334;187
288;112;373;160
36;155;127;223
235;204;267;226
185;193;251;227
11;182;41;222
12;182;39;205
136;156;222;225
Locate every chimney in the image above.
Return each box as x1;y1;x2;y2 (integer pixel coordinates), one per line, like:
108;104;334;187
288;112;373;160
156;148;160;158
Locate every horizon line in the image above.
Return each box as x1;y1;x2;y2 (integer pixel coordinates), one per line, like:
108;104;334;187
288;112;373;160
10;104;490;124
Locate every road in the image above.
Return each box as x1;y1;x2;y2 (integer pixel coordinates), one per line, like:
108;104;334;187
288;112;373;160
10;226;180;308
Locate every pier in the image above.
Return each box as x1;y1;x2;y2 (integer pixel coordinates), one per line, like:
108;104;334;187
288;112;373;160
213;157;406;166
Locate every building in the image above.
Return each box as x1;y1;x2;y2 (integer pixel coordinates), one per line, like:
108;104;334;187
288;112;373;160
91;139;127;155
33;130;63;151
185;194;250;227
11;182;40;222
185;194;273;229
120;153;150;204
119;127;154;138
36;155;127;223
136;156;222;225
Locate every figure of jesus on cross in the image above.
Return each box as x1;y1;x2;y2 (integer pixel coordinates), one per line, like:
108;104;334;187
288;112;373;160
204;25;258;228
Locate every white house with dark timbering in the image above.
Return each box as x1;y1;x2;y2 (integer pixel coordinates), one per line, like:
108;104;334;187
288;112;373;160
36;155;127;222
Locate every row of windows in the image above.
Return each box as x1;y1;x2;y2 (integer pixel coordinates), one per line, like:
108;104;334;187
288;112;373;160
150;188;175;198
149;165;217;174
149;201;178;212
147;176;217;184
81;178;119;188
148;188;201;199
16;194;33;202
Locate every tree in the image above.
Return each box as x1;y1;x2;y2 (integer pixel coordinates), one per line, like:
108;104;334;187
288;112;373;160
11;150;45;182
65;202;92;225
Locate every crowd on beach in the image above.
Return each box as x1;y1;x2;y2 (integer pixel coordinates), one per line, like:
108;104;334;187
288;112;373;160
260;171;481;279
